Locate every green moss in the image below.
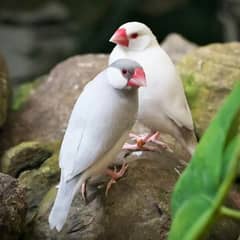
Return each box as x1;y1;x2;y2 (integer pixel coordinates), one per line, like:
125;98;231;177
18;141;61;223
1;141;53;176
12;76;46;111
177;42;240;137
12;83;35;111
182;74;200;108
37;186;57;218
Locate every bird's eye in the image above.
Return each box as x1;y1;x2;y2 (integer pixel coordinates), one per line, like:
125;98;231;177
130;33;138;39
122;69;127;74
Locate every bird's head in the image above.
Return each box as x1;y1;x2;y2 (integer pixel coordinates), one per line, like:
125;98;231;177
107;59;146;90
109;22;156;51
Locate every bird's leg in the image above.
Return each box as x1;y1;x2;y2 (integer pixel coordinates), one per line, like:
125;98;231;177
105;163;128;196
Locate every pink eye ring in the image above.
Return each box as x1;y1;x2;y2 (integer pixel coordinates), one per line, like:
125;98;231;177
130;33;138;39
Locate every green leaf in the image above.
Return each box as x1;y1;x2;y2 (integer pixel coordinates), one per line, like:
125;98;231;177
168;83;240;240
169;195;213;240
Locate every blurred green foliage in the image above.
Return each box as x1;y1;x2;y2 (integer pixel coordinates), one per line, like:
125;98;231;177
168;83;240;240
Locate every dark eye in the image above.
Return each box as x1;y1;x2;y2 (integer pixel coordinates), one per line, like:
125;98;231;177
122;69;127;74
130;33;138;39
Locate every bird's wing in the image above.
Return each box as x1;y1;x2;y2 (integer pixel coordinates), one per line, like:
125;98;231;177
59;72;135;180
164;74;194;131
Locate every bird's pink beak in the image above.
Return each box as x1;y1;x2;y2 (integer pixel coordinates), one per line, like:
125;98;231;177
109;28;129;47
128;68;146;88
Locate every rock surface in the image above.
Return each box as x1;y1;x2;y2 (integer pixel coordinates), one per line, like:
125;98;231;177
21;149;240;240
0;172;27;240
24;151;180;240
18;141;60;223
178;42;240;137
161;33;197;64
1;141;52;177
0;54;108;153
0;53;9;127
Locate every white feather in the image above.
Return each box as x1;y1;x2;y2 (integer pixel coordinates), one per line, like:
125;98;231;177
107;67;127;89
109;22;196;154
49;68;138;231
59;71;137;180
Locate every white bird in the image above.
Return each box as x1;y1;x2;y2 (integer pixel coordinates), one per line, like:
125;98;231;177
109;22;197;155
48;59;146;231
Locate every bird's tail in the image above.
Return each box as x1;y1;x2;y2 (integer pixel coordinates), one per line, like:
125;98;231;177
48;174;83;231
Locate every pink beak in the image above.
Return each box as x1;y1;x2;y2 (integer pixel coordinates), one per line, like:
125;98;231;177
109;28;129;47
128;68;147;88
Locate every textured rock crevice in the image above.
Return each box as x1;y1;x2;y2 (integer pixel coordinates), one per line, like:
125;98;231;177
23;151;180;240
1;141;53;177
0;173;27;240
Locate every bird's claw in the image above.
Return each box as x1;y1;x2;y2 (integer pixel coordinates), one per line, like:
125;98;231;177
123;131;173;152
122;132;150;151
81;182;87;202
114;162;128;178
105;179;117;196
122;142;141;150
105;163;128;196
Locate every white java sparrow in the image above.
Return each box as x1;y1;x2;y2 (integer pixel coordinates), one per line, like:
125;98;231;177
48;59;146;231
109;21;197;155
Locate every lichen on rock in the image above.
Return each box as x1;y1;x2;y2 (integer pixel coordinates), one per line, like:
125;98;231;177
178;42;240;136
12;76;45;111
18;141;60;223
1;141;53;177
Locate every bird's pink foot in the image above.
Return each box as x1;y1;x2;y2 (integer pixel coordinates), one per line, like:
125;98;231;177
123;131;172;152
122;133;151;150
146;132;173;152
122;142;141;150
105;163;128;196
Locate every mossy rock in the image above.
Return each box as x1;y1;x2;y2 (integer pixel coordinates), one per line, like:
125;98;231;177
178;42;240;137
21;149;240;240
23;151;179;240
18;141;60;223
1;141;52;177
12;76;45;111
0;54;9;127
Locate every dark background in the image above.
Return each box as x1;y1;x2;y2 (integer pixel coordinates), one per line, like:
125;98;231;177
0;0;239;84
